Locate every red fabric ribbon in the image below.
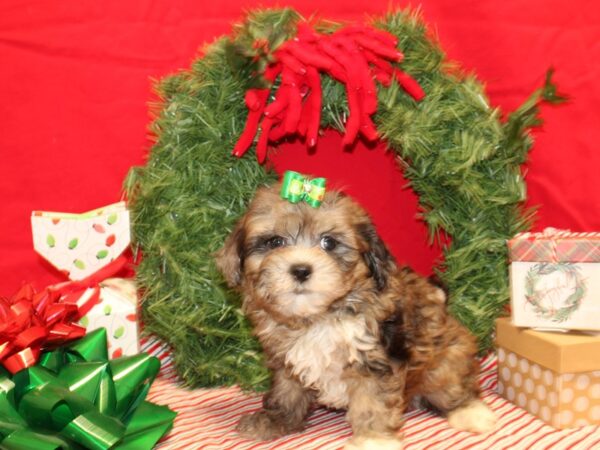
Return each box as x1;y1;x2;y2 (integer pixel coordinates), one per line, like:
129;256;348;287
0;255;129;374
50;255;129;317
232;23;425;162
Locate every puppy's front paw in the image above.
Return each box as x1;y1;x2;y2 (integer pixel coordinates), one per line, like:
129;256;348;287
344;435;403;450
447;399;497;434
236;411;295;441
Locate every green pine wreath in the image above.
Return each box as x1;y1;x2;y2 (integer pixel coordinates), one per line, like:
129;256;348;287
125;8;563;389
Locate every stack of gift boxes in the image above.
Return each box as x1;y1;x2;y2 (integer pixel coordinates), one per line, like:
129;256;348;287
497;228;600;428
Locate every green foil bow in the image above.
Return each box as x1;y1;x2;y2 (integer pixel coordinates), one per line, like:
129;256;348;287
0;328;176;450
280;171;327;207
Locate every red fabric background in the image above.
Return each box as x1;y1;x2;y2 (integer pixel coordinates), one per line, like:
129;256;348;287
1;0;599;296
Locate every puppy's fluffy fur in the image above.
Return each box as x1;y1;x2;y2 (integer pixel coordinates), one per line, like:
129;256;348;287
216;184;496;448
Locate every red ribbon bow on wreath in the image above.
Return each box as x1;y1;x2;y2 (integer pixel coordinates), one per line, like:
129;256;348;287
0;255;128;374
232;23;425;163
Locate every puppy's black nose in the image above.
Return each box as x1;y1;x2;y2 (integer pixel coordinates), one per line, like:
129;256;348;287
290;264;312;283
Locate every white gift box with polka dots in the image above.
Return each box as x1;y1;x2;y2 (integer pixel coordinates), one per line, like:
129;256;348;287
496;318;600;429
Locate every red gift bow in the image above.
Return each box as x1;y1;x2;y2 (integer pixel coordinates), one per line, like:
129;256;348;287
0;255;129;374
232;23;425;162
0;285;85;373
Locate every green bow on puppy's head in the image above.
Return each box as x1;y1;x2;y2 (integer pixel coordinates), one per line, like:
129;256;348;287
280;171;326;208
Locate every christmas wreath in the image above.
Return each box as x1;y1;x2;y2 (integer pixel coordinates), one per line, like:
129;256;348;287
525;263;586;322
125;8;563;389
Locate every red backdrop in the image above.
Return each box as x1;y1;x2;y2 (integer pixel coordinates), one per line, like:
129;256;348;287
1;0;599;296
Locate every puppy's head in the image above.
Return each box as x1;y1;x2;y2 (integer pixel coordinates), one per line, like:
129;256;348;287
216;183;394;323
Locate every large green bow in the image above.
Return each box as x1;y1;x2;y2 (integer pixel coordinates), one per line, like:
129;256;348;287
280;171;327;208
0;328;175;449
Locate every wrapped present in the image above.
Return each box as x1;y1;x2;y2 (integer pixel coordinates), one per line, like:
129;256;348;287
496;317;600;429
80;277;139;358
32;202;139;357
508;228;600;330
0;328;176;449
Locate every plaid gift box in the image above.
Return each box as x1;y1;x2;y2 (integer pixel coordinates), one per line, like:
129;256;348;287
508;228;600;331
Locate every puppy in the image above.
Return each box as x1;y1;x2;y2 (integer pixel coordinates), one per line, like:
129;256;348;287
216;183;496;449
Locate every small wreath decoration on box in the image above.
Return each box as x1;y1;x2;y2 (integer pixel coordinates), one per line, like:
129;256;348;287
525;262;586;323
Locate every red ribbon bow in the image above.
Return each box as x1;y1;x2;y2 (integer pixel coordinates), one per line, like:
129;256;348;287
51;255;129;315
0;255;128;374
0;285;85;373
232;23;426;162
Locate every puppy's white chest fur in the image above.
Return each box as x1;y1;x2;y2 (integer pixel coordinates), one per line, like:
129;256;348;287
285;316;378;409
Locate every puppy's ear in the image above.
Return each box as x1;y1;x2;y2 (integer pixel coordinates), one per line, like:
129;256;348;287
356;221;394;291
215;220;246;289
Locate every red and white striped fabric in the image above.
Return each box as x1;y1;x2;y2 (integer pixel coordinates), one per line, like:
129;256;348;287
142;337;600;450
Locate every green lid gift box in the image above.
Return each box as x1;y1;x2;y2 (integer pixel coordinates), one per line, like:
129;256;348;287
31;202;140;358
508;228;600;331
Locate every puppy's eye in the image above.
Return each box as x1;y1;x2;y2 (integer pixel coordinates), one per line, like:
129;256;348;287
320;236;338;251
265;236;286;249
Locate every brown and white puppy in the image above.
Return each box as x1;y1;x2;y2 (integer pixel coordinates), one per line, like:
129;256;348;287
216;183;496;450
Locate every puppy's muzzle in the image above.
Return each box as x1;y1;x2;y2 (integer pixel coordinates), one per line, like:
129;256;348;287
290;263;312;283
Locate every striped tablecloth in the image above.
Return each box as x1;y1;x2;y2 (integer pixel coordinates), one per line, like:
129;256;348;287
142;339;600;449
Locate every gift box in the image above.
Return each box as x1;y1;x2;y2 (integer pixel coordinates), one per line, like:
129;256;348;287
496;317;600;429
508;228;600;331
31;202;139;357
31;201;130;280
76;277;140;358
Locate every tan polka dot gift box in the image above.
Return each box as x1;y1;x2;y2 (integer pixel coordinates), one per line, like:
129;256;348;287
496;318;600;429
